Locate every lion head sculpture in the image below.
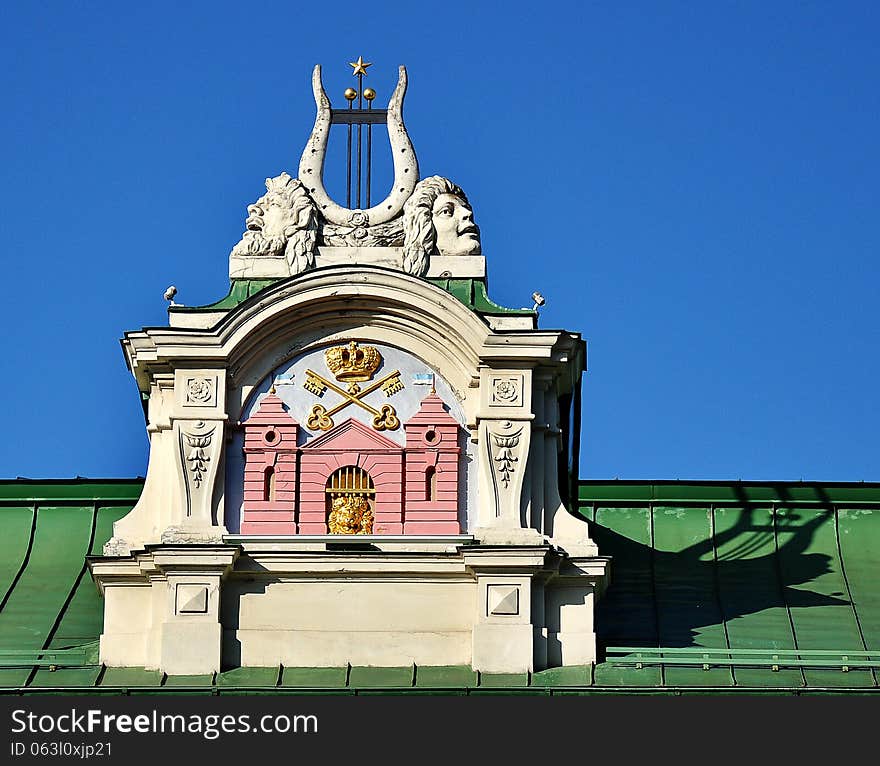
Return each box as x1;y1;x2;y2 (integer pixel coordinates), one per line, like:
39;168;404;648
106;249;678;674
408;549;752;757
230;172;318;275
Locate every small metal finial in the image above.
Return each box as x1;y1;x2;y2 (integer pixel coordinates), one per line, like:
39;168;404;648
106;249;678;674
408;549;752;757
269;382;276;395
431;373;436;394
344;87;357;101
531;292;546;312
164;285;179;308
349;56;371;77
363;87;376;101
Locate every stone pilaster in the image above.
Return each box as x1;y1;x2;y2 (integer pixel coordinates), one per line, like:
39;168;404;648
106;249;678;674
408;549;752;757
474;369;537;542
463;546;551;673
545;557;609;666
153;546;239;675
164;369;228;543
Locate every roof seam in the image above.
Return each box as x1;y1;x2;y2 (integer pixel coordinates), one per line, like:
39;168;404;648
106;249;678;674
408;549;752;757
833;508;878;686
0;504;37;614
24;502;100;688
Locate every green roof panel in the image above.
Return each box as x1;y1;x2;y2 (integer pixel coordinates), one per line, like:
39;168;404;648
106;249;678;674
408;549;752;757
0;506;94;652
217;666;279;687
48;505;132;649
0;506;35;606
280;666;348;688
477;672;530;688
415;665;478;688
28;667;101;688
100;667;163;688
591;506;657;648
652;506;732;687
776;508;875;688
348;665;414;688
710;506;804;687
531;665;592;687
0;481;142;503
162;674;214;687
838;509;880;655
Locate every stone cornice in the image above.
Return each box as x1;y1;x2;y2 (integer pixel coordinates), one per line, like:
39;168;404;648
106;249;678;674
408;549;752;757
121;266;580;393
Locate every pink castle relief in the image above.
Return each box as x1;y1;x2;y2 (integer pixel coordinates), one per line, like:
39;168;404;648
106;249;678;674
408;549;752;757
240;389;461;535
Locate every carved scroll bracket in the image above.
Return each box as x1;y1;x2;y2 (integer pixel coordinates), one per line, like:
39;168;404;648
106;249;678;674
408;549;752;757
176;419;225;528
477;418;531;531
145;374;176;434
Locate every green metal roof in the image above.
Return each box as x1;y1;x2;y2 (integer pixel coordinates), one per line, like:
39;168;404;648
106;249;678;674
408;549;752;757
171;277;534;319
579;481;880;690
0;483;138;691
426;278;535;317
0;479;877;694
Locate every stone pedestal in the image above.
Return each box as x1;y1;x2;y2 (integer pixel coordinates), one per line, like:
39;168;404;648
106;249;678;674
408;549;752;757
92;546;238;675
464;547;551;673
91;538;607;675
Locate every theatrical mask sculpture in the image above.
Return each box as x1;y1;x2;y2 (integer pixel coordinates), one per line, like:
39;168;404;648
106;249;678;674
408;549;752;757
402;176;481;275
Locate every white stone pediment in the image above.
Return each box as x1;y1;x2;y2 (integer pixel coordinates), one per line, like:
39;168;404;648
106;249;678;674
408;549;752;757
136;266;494;394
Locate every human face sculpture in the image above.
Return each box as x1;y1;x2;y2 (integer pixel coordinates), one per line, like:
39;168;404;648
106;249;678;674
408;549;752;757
240;198;288;257
431;193;481;256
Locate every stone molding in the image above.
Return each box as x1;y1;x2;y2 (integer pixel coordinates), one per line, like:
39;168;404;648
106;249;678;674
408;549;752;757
230;248;486;280
90;543;608;674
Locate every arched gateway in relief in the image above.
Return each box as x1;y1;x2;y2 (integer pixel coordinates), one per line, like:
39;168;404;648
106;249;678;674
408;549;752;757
231;337;470;536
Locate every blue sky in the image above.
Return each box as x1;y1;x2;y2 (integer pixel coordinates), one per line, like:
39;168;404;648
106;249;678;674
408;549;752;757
0;3;877;481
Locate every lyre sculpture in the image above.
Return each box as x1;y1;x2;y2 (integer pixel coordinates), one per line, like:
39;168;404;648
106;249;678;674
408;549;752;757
91;59;609;677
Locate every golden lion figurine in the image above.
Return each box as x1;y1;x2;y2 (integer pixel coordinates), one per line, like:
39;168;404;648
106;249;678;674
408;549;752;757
328;495;373;535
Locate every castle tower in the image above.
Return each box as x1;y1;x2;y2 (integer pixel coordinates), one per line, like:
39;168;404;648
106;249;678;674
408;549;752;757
403;388;461;534
240;389;299;535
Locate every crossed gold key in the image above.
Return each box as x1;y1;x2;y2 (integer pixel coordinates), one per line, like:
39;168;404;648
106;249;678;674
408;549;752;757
304;368;402;431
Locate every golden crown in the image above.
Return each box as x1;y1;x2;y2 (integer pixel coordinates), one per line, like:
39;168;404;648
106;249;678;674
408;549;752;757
325;341;382;382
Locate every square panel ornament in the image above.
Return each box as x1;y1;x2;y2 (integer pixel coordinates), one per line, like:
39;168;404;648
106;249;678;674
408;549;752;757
176;584;209;614
184;376;218;407
490;375;523;408
487;584;520;616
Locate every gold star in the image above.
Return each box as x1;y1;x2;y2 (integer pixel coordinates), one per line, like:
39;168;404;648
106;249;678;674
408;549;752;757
349;56;371;77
